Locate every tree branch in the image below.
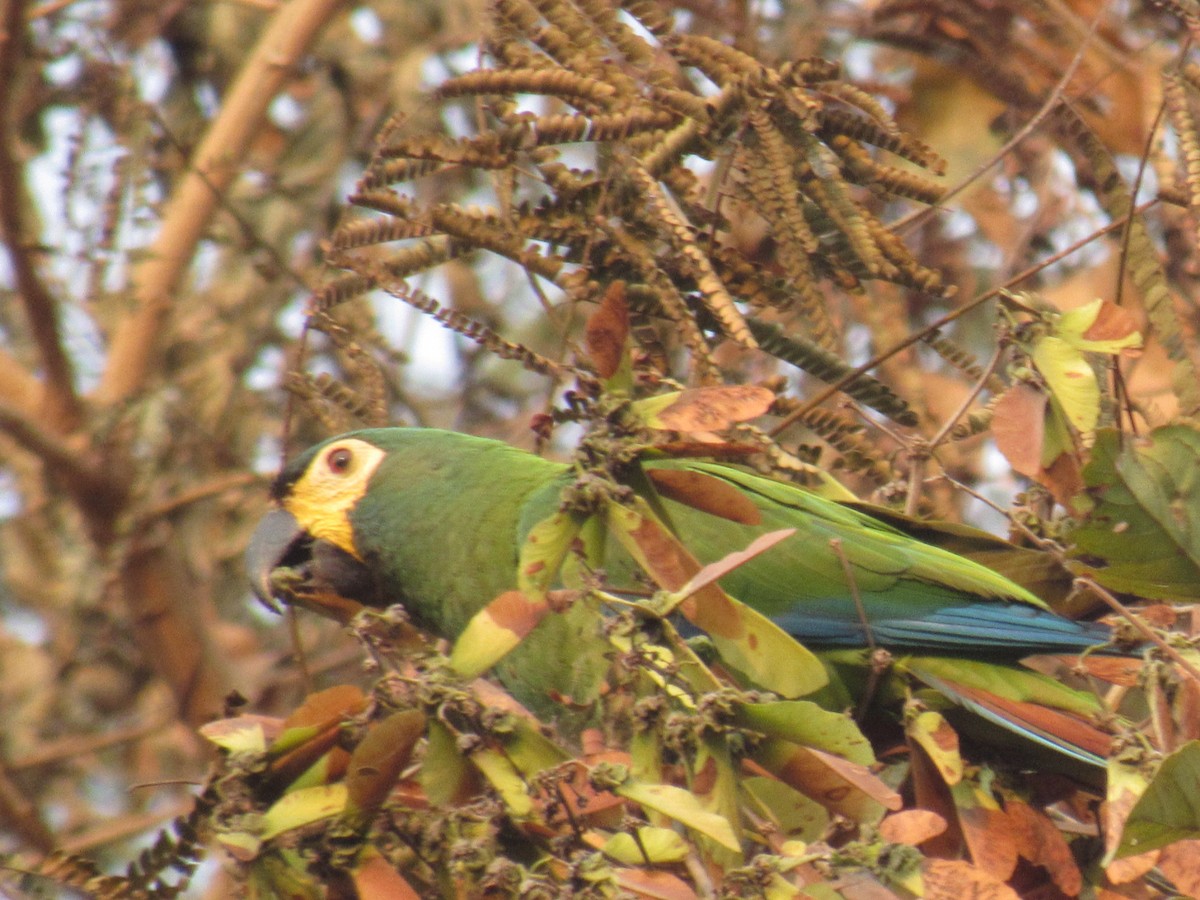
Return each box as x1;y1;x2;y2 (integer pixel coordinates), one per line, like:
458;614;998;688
93;0;348;406
0;0;81;432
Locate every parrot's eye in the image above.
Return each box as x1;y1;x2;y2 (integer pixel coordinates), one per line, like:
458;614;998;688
326;447;353;474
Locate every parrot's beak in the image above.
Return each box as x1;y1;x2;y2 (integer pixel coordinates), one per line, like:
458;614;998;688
246;508;306;614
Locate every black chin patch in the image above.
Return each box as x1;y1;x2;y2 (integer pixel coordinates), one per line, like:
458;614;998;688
304;541;386;607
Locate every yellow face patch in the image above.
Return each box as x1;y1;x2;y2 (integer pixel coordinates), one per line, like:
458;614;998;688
282;438;386;559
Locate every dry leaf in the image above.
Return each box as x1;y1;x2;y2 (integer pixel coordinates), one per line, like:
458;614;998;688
585;281;630;379
647;468;763;525
922;859;1021;900
651;385;774;433
879;809;949;846
992;384;1047;479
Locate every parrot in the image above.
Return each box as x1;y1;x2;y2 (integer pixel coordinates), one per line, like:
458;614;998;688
248;427;1123;768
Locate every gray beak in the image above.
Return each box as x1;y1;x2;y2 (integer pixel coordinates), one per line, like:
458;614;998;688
246;508;304;613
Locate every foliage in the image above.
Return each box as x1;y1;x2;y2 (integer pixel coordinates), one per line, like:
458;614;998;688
2;0;1200;896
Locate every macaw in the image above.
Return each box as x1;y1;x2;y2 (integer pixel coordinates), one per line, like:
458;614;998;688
248;427;1120;767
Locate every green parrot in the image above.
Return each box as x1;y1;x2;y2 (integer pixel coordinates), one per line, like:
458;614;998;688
248;427;1120;767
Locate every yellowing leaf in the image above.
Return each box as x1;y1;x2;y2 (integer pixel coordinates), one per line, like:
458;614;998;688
906;710;963;786
471;746;534;818
753;738;900;821
615;781;741;852
200;716;274;753
261;784;348;840
605;498;827;697
602;827;690;864
450;590;550;678
518;511;586;602
637;385;774;433
494;717;572;778
1031;334;1099;435
1056;298;1142;354
271;685;368;754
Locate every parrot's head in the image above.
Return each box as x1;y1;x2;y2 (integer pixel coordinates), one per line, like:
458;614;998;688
247;434;390;622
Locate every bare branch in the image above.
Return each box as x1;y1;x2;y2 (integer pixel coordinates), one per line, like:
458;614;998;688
0;0;81;431
93;0;347;406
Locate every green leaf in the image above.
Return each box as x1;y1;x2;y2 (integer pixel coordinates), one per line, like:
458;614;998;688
741;776;830;841
421;720;477;807
732;700;874;765
1117;741;1200;857
1070;424;1200;601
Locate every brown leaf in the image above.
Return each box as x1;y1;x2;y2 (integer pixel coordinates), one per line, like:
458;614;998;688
1041;450;1085;510
352;852;422;900
1175;678;1200;743
908;725;964;858
346;709;426;813
1104;849;1159;885
1082;301;1141;346
585;281;630;379
879;809;948;846
613;868;698;900
922;859;1021;900
1040;655;1142;687
993;384;1047;479
1157;839;1200;897
768;743;902;816
652;385;774;433
1005;798;1083;896
647;468;763;525
831;872;904;899
283;685;368;731
675;529;795;599
957;801;1019;883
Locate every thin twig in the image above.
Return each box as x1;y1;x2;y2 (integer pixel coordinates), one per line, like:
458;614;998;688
771;197;1161;439
7;717;174;773
891;2;1108;236
929;343;1007;451
1080;576;1200;683
0;399;106;499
